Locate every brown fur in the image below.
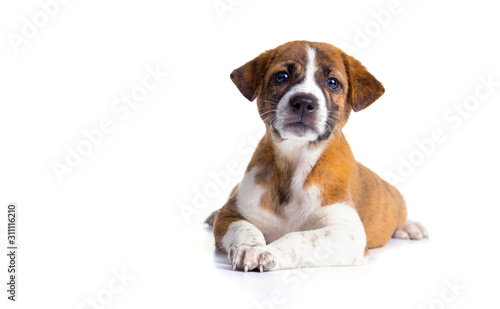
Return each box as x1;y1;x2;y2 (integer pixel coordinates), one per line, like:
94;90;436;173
213;185;242;252
213;41;406;252
304;132;406;248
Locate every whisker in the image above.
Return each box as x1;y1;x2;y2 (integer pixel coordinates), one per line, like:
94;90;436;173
259;109;279;117
262;114;277;127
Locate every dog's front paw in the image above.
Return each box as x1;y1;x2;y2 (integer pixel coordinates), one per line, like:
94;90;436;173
229;244;277;272
393;220;429;240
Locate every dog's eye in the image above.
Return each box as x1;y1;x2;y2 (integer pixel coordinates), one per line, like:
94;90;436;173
275;71;289;83
326;77;340;89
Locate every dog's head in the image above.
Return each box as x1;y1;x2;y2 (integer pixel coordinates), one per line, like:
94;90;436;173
230;41;384;142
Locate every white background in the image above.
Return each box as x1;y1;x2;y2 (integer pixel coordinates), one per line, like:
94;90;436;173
1;0;499;308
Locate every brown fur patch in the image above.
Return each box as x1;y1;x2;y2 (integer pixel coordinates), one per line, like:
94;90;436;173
246;133;295;217
351;163;407;248
305;132;407;248
213;185;244;252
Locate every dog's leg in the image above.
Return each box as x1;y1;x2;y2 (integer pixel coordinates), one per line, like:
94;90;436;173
222;220;269;272
232;202;367;271
213;199;267;271
392;220;429;240
264;202;367;270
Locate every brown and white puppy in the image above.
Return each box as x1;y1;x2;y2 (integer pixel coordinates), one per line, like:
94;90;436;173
206;41;427;272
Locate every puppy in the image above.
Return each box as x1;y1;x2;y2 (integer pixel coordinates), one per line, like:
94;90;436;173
206;41;427;272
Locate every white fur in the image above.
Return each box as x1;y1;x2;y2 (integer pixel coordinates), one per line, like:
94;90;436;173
227;202;368;271
277;139;326;240
275;46;328;142
265;202;368;269
221;220;266;252
235;166;280;237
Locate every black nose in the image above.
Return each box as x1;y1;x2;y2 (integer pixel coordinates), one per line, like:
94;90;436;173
289;93;317;117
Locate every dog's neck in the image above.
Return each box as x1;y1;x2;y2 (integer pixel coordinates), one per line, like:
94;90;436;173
267;128;355;187
271;135;326;172
247;128;355;187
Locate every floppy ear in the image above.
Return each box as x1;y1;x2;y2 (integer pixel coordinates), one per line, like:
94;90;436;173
230;50;273;102
342;53;385;112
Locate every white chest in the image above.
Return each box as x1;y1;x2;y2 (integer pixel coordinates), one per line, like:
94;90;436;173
236;141;325;243
236;173;322;243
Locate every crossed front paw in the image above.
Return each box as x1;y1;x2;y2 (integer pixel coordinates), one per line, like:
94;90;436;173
229;244;276;272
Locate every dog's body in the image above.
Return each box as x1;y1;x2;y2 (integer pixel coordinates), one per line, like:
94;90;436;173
207;41;427;272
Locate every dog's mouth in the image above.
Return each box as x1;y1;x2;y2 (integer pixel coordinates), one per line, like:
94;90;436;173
286;121;313;130
282;120;318;137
